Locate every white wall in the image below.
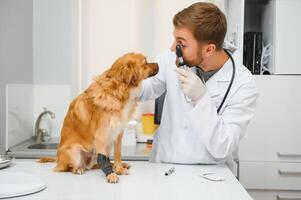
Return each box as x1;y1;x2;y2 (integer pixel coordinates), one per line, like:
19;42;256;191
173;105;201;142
80;0;212;89
33;0;72;84
32;0;73;138
81;0;146;88
0;0;33;154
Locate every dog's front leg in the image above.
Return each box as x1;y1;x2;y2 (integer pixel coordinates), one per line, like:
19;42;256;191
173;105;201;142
95;136;119;183
113;132;130;175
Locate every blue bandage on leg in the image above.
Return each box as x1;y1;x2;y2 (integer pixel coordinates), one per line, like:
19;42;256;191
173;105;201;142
97;153;113;176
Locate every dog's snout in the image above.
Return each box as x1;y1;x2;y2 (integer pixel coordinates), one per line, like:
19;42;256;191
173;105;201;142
148;62;159;77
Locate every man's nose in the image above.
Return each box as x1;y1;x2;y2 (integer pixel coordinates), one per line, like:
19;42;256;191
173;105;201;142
170;41;176;52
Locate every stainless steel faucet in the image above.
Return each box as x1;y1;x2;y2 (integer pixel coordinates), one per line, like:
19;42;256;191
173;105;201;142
35;109;55;142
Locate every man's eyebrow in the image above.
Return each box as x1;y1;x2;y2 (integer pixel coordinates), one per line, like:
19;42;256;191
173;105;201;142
176;37;187;42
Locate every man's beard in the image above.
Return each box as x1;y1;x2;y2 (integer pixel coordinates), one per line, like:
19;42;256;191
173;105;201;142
175;51;204;68
185;56;204;68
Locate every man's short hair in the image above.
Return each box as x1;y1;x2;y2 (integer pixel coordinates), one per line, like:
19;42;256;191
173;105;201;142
173;2;227;50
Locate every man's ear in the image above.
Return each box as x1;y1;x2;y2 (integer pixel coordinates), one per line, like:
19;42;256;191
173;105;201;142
205;44;216;56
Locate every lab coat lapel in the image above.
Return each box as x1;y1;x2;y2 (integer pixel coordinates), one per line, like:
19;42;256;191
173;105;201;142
205;57;233;98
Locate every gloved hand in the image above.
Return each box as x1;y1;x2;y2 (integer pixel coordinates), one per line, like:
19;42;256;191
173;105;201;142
174;67;206;102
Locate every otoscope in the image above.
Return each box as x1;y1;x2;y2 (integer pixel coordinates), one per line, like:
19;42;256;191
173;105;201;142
175;44;205;84
176;45;188;70
175;44;191;102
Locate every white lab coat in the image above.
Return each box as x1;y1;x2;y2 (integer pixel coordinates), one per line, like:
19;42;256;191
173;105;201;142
140;43;258;171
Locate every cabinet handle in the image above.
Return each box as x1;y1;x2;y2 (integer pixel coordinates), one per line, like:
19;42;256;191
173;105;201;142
277;194;301;200
277;152;301;158
278;169;301;176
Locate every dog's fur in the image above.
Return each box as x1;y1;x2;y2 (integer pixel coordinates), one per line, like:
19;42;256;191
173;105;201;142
39;53;158;183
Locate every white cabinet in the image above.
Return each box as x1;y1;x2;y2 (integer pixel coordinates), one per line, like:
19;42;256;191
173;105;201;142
239;76;301;162
239;76;301;199
239;0;301;198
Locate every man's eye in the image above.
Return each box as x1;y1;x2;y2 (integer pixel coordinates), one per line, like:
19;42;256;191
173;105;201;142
178;43;187;48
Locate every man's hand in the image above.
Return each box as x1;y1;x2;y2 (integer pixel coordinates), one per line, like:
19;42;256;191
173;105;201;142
174;67;206;102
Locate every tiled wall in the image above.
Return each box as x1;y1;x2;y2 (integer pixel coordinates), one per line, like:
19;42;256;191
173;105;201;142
33;85;71;138
6;84;34;149
6;84;70;149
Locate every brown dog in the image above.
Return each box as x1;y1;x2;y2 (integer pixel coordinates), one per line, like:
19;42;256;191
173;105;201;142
39;53;158;183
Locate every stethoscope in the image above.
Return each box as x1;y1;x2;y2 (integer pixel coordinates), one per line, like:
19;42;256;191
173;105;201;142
176;45;235;114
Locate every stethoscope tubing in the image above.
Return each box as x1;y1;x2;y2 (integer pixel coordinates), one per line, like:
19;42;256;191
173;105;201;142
217;49;236;114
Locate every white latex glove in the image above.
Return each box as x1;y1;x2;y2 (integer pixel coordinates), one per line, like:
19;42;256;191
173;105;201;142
174;67;206;102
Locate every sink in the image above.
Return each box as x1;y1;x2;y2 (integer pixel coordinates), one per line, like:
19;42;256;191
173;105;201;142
27;143;58;150
8;138;150;160
8;138;60;158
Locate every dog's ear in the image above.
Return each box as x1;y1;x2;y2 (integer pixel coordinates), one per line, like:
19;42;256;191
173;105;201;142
120;61;139;86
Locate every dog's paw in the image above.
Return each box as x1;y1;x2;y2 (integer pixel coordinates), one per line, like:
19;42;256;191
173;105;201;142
38;157;56;163
121;162;131;169
112;161;131;169
106;173;119;183
115;165;130;175
72;167;85;175
113;162;130;175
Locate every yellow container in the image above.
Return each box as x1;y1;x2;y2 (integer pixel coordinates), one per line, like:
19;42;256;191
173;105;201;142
141;113;158;135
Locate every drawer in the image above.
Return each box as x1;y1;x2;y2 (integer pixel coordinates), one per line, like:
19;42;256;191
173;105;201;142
239;76;301;162
248;189;301;200
239;137;301;162
239;124;301;162
239;161;301;190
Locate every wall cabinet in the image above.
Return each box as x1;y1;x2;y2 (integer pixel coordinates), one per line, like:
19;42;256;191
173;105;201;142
244;0;301;74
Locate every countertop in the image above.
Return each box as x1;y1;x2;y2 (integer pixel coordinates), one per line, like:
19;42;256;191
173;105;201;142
0;159;252;200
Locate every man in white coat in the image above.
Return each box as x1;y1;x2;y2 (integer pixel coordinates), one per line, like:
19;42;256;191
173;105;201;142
140;2;258;173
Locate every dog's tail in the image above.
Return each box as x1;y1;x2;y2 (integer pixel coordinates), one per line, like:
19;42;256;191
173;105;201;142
38;157;69;172
38;156;57;163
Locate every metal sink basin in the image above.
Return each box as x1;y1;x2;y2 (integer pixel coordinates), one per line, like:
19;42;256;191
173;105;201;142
27;143;58;150
8;137;150;160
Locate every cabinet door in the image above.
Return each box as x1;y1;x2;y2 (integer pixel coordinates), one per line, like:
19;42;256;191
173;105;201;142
239;76;301;162
274;0;301;74
240;161;301;191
